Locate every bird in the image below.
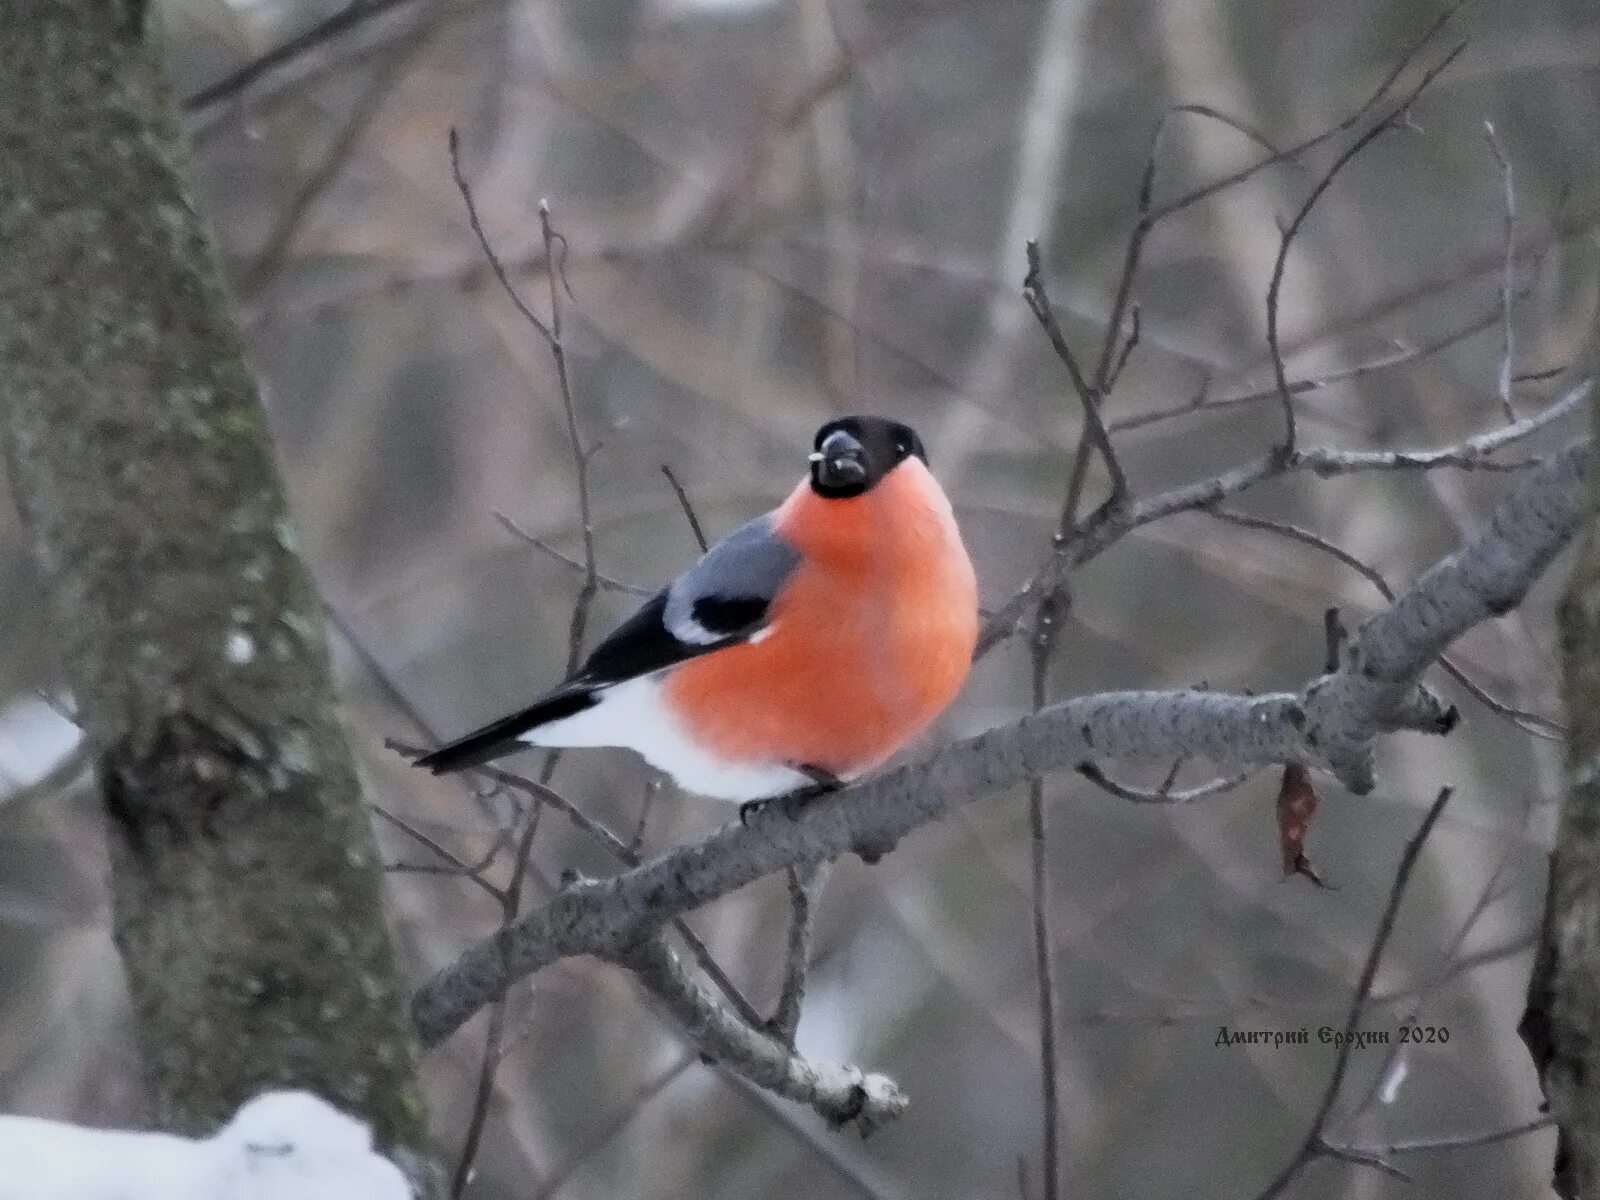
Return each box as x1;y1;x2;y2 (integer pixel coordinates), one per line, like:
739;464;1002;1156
415;415;978;808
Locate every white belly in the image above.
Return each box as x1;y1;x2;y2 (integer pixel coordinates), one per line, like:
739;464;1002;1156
522;675;811;802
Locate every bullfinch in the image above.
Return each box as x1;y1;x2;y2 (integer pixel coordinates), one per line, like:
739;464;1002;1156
416;416;978;804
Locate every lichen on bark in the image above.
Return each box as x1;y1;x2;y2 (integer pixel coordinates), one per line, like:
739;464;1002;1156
0;4;437;1192
1525;358;1600;1199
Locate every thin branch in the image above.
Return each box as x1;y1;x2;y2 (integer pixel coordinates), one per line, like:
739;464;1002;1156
1023;241;1128;503
1076;762;1259;805
976;379;1589;659
630;780;662;856
1090;5;1464;396
1104;306;1141;395
1248;786;1454;1200
539;200;601;677
493;511;650;596
182;0;428;113
451;991;509;1197
242;27;434;293
529;1054;695;1200
1156;103;1291;164
769;864;828;1047
1108;305;1501;435
660;464;711;553
387;739;768;1032
371;803;506;903
328;603;518;837
451;801;545;1198
1368;929;1536;1009
1292;375;1586;473
1329;1115;1553;1162
447;129;554;347
1027;591;1065;1200
1313;1140;1412;1181
1265;42;1468;456
1205;506;1563;739
611;935;907;1134
1484;121;1519;420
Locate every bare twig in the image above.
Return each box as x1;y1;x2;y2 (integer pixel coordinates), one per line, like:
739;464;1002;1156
629;780;662;855
769;864;828;1047
386;738;768;1032
1027;590;1065;1200
1075;762;1259;805
493;511;650;596
447;130;554;347
1108;305;1502;435
1327;1115;1553;1164
660;464;711;553
612;935;907;1134
371;803;506;903
1313;1140;1413;1181
1293;375;1585;473
1104;306;1141;396
529;1054;696;1200
1265;42;1467;456
329;600;521;845
977;379;1589;659
1023;241;1128;503
1205;506;1563;739
243;27;436;293
452;802;546;1198
537;200;601;677
182;0;429;114
1091;5;1463;401
1484;121;1519;420
1248;787;1454;1200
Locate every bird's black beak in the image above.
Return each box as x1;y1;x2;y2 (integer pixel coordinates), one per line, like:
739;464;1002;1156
810;429;868;491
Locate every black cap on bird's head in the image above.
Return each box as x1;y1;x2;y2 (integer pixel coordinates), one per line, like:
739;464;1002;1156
808;416;926;498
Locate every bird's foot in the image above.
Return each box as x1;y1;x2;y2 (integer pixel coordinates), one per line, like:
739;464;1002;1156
738;765;842;826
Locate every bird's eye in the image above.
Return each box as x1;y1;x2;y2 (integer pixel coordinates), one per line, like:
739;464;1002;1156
895;441;908;455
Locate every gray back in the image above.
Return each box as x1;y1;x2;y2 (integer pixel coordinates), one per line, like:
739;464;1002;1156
664;515;802;645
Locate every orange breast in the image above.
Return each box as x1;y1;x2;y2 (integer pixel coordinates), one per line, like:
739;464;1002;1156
664;459;977;776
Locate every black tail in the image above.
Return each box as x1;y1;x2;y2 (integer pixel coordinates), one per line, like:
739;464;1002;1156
412;686;597;775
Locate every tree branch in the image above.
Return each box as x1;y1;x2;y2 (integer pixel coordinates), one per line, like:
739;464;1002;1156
611;935;907;1135
412;442;1589;1049
769;863;828;1048
1250;787;1455;1200
182;0;429;114
976;379;1589;659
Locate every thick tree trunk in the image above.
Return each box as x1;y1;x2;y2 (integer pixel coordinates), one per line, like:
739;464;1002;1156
0;2;437;1190
1526;371;1600;1198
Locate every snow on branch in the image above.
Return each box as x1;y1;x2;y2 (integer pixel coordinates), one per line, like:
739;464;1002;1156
412;438;1591;1052
0;1091;411;1200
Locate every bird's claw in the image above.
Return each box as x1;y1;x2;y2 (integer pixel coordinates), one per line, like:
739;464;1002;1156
739;769;841;826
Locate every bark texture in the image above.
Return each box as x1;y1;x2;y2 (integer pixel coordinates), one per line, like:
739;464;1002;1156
1528;382;1600;1198
0;3;436;1188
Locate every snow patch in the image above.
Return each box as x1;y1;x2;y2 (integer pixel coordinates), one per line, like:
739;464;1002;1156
0;1090;412;1199
225;631;256;665
0;697;81;789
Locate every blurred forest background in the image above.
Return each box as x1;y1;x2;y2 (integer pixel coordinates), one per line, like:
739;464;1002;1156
2;0;1598;1197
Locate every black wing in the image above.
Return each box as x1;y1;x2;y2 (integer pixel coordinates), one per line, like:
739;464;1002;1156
415;517;798;776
